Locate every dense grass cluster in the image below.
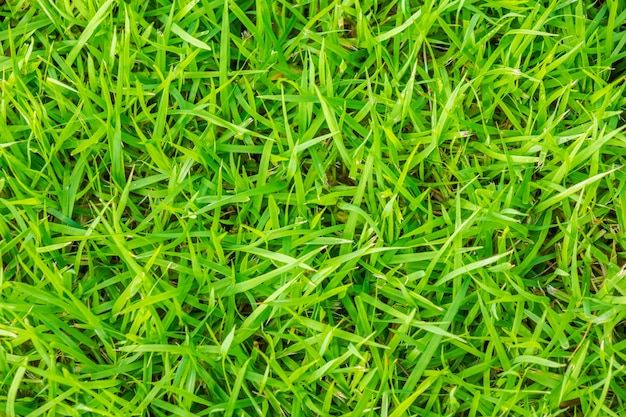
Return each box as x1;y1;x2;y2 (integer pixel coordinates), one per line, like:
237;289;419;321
1;0;626;416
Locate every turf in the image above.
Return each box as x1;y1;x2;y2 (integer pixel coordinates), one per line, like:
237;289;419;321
1;0;626;416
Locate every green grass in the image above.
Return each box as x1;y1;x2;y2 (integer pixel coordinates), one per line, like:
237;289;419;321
1;0;626;416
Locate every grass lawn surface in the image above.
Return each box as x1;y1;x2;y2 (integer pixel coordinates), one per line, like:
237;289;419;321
1;0;626;416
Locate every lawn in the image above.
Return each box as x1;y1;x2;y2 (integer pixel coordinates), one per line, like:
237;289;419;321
1;0;626;416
